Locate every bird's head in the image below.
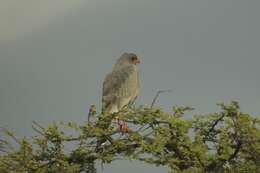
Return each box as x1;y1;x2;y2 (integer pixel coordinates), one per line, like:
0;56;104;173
113;53;140;69
129;53;141;65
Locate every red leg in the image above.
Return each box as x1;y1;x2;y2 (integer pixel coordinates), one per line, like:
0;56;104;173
116;118;131;133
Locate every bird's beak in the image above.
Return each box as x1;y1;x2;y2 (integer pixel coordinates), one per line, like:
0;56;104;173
135;59;141;64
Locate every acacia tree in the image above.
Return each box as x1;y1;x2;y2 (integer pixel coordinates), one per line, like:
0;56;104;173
0;101;259;173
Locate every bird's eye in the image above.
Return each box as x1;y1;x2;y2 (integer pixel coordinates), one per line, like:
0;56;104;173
131;57;137;61
131;56;140;64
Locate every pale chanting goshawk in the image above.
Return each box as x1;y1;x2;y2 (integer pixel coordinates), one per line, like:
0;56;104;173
102;53;140;114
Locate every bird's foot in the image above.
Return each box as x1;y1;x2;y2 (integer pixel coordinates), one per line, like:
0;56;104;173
116;118;132;133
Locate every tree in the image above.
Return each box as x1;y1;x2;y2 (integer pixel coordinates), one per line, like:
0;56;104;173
0;101;259;173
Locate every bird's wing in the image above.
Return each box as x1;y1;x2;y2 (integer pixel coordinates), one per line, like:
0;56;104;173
102;65;139;112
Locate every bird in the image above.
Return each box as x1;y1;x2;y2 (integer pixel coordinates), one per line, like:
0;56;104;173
95;53;140;152
101;53;141;131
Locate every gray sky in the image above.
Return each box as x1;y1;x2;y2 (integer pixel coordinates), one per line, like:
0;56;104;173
0;0;260;172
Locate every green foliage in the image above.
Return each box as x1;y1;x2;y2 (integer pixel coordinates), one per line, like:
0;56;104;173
0;101;259;173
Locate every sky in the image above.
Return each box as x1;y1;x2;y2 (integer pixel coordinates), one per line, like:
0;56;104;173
0;0;260;172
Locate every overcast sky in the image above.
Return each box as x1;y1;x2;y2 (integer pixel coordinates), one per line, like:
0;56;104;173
1;0;260;172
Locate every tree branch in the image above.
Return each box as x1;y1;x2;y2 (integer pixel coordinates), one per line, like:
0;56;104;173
203;113;225;142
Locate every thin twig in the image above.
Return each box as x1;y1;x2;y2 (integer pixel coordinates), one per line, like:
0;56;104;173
32;125;45;136
32;121;45;130
0;127;20;144
151;90;172;108
141;124;154;133
136;125;148;132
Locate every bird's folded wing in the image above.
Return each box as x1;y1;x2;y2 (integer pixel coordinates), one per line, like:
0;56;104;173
102;65;135;99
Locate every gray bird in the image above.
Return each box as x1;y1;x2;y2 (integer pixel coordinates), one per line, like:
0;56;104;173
102;53;141;114
96;53;140;150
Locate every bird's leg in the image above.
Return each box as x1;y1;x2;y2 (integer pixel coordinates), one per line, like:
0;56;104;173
117;118;123;132
116;117;131;133
122;121;132;133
